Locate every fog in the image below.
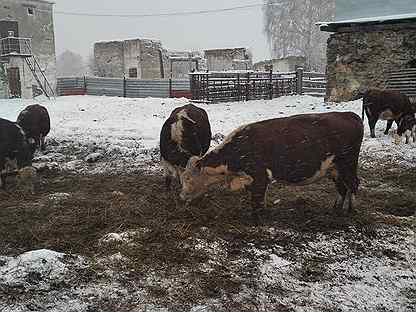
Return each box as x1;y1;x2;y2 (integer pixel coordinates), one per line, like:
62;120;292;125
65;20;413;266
53;0;270;62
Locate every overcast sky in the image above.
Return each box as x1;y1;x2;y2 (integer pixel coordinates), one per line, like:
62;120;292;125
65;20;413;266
53;0;270;62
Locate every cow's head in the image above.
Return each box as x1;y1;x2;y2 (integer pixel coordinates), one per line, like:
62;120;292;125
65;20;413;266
179;156;253;202
397;114;416;136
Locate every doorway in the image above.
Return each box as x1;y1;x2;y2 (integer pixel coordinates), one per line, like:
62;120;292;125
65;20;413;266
7;67;21;98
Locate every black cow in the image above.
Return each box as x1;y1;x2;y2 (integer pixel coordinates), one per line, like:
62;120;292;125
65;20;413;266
0;118;34;190
17;104;51;151
160;104;212;189
361;89;416;143
180;112;364;218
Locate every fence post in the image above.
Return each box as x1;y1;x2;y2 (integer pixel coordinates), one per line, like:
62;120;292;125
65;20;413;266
169;77;172;98
83;76;87;95
246;72;250;101
269;69;273;100
206;74;209;103
296;67;303;95
237;73;241;101
123;76;127;98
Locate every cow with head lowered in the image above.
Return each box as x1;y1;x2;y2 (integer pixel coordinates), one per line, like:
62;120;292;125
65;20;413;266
361;89;416;143
160;104;212;189
180;112;364;219
17;104;51;151
0;118;35;190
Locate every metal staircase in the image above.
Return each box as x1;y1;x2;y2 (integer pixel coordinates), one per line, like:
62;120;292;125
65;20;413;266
23;40;55;99
0;36;55;99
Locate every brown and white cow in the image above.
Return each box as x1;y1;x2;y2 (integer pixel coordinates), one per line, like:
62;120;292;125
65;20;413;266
180;112;364;218
160;104;212;189
361;89;416;143
17;104;51;151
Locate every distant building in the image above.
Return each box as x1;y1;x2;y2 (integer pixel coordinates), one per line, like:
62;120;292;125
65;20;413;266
168;51;204;79
0;0;56;99
319;0;416;102
94;38;169;79
204;48;252;71
253;56;306;72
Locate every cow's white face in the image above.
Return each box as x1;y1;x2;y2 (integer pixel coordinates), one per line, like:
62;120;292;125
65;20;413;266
179;156;253;202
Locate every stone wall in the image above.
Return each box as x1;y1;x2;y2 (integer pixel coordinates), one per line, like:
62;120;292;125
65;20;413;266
139;39;168;79
94;41;124;78
94;38;168;79
205;48;252;71
0;63;7;98
326;23;416;102
254;56;306;72
0;0;56;97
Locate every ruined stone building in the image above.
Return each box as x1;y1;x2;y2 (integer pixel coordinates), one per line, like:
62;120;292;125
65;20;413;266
204;48;252;71
0;0;56;99
320;0;416;102
94;38;170;79
168;51;204;79
253;56;306;72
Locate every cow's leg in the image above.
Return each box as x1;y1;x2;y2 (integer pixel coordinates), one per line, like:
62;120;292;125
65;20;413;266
384;120;393;135
165;175;173;190
334;158;359;214
40;134;46;151
333;179;347;212
0;172;6;190
248;174;268;222
368;118;377;138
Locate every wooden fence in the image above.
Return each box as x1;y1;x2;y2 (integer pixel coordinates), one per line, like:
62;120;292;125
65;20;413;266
385;68;416;102
190;69;302;103
302;72;326;97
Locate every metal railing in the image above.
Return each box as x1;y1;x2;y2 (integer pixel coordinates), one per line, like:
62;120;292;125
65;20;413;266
0;37;32;57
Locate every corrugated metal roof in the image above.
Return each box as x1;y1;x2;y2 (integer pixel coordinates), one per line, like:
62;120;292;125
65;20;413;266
318;12;416;32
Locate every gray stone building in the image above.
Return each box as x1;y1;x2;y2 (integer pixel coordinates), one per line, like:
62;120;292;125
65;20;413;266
0;0;56;99
168;51;204;79
320;0;416;102
204;48;252;71
253;56;306;72
94;38;169;79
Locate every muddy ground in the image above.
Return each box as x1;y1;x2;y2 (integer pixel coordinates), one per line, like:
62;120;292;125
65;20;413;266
0;155;415;311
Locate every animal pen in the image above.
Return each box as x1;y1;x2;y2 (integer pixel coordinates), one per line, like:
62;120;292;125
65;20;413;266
189;68;303;103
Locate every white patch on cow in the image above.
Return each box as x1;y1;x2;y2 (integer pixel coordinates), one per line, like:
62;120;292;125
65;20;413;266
212;124;249;154
15;124;26;137
170;110;195;148
266;168;274;181
412;125;416;142
294;155;335;185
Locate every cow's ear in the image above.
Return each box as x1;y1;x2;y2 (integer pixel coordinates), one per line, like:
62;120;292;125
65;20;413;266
229;173;253;191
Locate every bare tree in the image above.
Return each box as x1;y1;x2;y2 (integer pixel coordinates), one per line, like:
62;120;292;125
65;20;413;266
86;54;97;76
56;50;86;77
263;0;335;71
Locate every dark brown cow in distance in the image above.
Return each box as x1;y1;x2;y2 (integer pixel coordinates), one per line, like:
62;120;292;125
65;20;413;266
0;118;34;190
160;104;212;189
17;104;51;151
361;89;416;143
180;112;364;218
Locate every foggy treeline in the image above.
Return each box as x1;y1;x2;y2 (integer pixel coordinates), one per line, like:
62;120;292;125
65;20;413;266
263;0;335;71
56;50;95;77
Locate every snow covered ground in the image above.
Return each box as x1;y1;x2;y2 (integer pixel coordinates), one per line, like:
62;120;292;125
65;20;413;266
0;95;415;312
0;94;415;174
